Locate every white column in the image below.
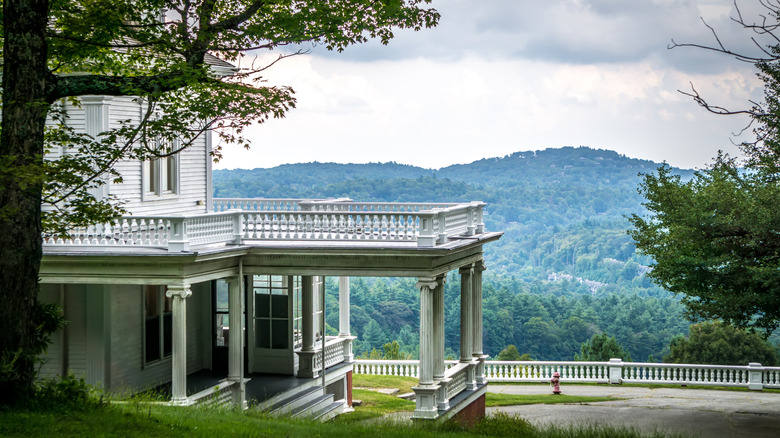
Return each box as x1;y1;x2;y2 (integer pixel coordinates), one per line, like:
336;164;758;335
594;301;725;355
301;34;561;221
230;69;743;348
472;261;485;357
338;276;350;337
338;276;354;363
472;261;487;385
412;277;440;419
459;265;473;362
166;283;192;406
434;275;451;410
433;275;446;380
226;276;245;407
298;275;317;378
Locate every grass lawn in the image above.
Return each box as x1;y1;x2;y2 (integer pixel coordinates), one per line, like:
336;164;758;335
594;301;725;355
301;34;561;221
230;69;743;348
0;401;684;438
0;374;684;438
341;374;618;422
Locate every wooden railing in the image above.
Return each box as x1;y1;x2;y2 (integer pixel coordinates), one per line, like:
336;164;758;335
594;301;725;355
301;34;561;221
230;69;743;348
354;359;780;391
43;198;486;250
189;379;237;407
313;337;352;372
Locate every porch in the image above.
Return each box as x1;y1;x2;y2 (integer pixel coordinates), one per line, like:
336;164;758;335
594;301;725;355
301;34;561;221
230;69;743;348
39;197;501;422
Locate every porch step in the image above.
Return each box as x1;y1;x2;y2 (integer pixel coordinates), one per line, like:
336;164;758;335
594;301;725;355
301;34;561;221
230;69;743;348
312;400;346;422
264;386;323;416
289;393;338;419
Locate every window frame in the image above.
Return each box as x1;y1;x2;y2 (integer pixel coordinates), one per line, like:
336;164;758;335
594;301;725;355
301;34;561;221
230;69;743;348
142;137;180;201
143;285;173;366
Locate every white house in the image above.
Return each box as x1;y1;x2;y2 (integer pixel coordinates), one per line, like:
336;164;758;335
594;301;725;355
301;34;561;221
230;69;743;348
37;93;501;422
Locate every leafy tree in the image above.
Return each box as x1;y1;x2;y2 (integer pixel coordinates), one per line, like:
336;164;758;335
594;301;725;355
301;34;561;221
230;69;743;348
362;319;388;350
495;345;532;361
575;333;632;362
664;322;779;366
629;4;780;335
0;0;439;405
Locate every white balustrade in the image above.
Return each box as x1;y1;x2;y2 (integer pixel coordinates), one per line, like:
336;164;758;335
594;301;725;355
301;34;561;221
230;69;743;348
189;379;237;407
355;359;780;391
312;337;352;372
43;199;487;250
212;198;309;212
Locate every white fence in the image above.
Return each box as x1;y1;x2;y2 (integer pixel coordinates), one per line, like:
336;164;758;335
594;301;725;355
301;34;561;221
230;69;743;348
43;198;486;251
354;359;780;391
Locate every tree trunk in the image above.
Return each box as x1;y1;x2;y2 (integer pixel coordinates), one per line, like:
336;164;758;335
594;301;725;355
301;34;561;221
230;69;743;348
0;0;52;405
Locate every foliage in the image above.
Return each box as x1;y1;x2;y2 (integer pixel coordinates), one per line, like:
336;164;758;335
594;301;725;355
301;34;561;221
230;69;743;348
495;345;531;361
629;6;780;335
1;0;440;405
629;162;780;334
0;302;64;403
664;321;780;366
575;333;632;362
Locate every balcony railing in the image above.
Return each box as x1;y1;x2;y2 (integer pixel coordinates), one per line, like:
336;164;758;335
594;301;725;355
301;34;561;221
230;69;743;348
43;198;486;251
354;359;780;391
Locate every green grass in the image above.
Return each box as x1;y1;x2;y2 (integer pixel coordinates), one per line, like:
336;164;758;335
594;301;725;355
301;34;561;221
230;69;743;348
485;393;616;407
0;402;687;438
0;374;686;438
352;374;418;394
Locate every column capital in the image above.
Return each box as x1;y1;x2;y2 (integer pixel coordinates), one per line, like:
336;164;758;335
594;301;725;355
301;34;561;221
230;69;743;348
166;284;192;299
416;277;438;291
475;260;487;272
459;264;475;275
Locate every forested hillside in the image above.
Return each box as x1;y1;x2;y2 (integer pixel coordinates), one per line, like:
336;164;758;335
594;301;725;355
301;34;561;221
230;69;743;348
215;146;696;361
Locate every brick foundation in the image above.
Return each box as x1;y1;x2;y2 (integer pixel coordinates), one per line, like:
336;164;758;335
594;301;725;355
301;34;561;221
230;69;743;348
450;393;485;428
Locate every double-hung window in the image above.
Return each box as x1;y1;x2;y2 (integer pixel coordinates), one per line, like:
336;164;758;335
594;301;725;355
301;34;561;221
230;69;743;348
143;137;179;198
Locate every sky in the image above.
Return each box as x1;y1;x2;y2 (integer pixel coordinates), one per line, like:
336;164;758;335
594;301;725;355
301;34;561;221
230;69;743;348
214;0;774;171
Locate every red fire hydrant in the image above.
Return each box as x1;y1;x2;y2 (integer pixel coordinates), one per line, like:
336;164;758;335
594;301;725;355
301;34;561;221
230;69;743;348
551;371;561;394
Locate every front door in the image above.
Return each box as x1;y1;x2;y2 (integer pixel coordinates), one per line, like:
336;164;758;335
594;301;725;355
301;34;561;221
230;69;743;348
247;275;302;374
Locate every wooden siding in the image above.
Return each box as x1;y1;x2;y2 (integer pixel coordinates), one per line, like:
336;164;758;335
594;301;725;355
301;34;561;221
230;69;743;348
108;282;210;394
44;95;210;218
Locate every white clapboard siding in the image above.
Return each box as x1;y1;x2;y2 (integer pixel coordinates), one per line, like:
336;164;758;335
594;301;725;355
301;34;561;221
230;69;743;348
108;282;208;394
64;285;88;379
43;95;210;217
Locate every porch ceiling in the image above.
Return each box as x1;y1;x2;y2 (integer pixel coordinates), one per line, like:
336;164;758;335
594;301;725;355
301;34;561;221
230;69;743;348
39;231;501;284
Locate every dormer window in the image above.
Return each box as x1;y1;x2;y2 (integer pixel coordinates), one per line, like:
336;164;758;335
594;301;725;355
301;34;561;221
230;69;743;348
143;138;180;198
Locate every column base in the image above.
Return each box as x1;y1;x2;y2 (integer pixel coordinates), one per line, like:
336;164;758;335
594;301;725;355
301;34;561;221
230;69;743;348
296;351;319;378
169;396;193;406
436;378;451;411
412;384;440;419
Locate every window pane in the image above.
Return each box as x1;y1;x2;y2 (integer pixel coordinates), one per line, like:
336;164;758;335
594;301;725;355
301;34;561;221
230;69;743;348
255;293;269;318
215;280;229;312
164;155;176;192
272;320;289;349
256;319;270;348
145;317;160;362
147;159;160;193
215;314;229;346
145;286;158;318
271;294;288;319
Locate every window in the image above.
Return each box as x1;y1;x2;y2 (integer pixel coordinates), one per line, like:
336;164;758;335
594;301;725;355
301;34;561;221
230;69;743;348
144;286;172;364
253;275;301;350
143;138;179;197
214;280;229;347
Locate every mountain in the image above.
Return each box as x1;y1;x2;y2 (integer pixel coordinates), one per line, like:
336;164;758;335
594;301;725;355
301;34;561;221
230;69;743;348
214;146;697;360
214;146;692;287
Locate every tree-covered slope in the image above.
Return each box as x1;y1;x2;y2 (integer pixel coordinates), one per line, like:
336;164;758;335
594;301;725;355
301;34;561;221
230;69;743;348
215;146;697;360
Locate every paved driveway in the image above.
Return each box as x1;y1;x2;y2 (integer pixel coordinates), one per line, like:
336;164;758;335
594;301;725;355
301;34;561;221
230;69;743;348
487;385;780;438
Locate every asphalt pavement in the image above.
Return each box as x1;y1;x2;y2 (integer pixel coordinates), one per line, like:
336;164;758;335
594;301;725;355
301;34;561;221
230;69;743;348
487;384;780;438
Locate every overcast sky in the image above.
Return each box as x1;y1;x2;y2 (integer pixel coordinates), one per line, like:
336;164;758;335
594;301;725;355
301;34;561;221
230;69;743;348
215;0;774;171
